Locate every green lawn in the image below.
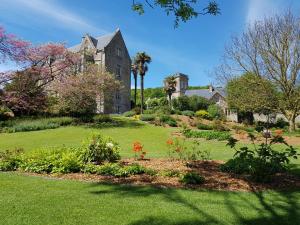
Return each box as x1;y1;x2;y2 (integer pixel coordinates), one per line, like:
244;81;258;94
0;123;234;160
0;121;299;225
0;172;299;225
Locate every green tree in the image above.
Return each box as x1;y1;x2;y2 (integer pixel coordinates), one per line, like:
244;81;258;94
219;12;300;131
226;73;279;118
164;75;177;107
131;0;220;27
134;52;152;114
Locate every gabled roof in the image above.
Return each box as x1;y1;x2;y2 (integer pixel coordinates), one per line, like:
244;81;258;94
185;87;226;99
68;29;119;52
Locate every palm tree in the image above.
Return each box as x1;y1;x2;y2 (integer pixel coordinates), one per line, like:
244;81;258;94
164;76;177;107
131;58;138;107
134;52;151;114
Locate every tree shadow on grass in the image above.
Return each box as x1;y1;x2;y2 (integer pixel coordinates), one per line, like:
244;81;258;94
88;182;300;225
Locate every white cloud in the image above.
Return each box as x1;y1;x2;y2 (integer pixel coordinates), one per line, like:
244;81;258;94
2;0;107;34
246;0;283;24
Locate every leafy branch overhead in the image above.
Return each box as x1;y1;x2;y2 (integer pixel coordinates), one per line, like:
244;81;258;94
132;0;220;27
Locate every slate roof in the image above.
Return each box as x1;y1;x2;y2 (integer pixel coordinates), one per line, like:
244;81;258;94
185;87;226;99
68;29;118;52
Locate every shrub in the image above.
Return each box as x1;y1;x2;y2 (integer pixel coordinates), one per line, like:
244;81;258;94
20;149;62;173
183;129;231;141
0;106;14;121
197;123;213;130
0;149;23;171
180;172;205;185
140;114;156;121
94;114;113;123
79;134;121;164
96;163;123;176
275;118;289;129
166;119;177;127
125;163;146;175
195;110;210;119
181;110;194;117
159;115;177;126
212;120;229;131
123;111;136;117
221;136;299;182
160;169;181;177
207;104;224;120
0;117;74;133
51;151;82;173
132;107;141;115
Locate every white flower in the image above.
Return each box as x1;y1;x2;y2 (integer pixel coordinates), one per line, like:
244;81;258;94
106;142;114;148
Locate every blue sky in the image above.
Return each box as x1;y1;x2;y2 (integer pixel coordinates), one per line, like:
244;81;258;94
0;0;299;88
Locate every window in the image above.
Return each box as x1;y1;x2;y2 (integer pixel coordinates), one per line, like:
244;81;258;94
116;47;122;57
117;105;121;114
116;91;121;100
116;65;121;78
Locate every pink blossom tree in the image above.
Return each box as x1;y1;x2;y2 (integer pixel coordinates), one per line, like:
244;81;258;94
0;26;29;62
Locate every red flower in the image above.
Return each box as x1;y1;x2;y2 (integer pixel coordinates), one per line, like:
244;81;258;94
166;139;174;145
133;141;143;152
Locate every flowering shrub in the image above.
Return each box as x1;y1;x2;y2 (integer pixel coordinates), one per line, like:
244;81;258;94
132;141;147;160
80;134;120;164
274;129;284;137
166;138;211;160
195;110;210;119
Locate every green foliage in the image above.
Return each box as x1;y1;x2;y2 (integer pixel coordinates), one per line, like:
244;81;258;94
166;138;211;161
80;134;121;164
132;0;220;27
20;148;82;174
197;123;213;130
0;148;23;171
172;95;211;112
83;162;150;178
159;115;177;127
140;114;156;121
131;88;165;105
160;169;181;177
221;136;299;182
207;104;224;120
227;73;279;114
0;106;14;120
0;117;74;133
123;111;136;117
183;129;231;141
195;110;210;119
211;120;229;131
180;172;205;185
93;114;113;123
181;110;194;117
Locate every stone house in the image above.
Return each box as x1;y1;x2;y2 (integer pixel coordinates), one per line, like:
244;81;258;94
170;73;300;124
69;28;131;114
169;73;238;122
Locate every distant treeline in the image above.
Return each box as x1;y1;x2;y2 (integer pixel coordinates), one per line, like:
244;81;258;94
131;86;209;104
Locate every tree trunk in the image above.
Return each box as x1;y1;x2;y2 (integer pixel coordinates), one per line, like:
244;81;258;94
140;75;144;114
134;75;137;107
168;93;172;107
288;117;296;132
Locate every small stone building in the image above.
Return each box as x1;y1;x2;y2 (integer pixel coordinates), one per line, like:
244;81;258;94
69;28;131;114
168;73;238;122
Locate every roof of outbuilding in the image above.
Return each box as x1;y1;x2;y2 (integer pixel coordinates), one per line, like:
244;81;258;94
185;87;226;99
68;29;118;52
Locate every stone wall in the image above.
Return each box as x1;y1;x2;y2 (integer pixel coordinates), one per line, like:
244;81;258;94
104;31;131;114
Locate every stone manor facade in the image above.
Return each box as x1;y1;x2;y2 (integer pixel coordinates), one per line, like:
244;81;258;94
69;28;131;114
